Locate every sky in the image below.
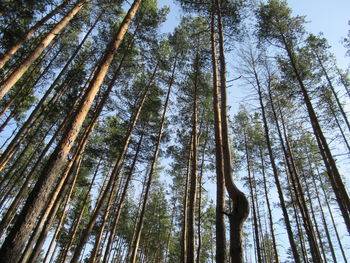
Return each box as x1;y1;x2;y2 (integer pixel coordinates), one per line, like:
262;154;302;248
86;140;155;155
156;0;350;260
159;0;350;68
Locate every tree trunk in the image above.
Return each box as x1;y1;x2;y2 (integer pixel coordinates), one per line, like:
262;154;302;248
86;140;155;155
259;149;280;263
282;35;350;234
255;62;301;263
215;1;249;262
0;0;87;99
181;137;192;263
196;126;208;263
314;51;350;133
186;54;199;263
70;62;153;263
244;133;262;263
129;62;174;263
0;0;141;260
210;3;226;262
0;0;71;69
102;130;144;263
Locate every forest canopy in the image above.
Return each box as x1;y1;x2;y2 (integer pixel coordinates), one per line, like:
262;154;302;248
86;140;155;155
0;0;349;262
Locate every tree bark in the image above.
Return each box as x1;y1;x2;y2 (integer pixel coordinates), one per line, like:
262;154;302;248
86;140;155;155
282;35;350;234
210;3;226;261
0;0;141;260
0;0;87;99
186;54;199;263
0;0;71;69
129;61;174;263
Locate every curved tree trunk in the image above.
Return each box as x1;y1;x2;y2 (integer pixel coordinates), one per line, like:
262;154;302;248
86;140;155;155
215;1;249;262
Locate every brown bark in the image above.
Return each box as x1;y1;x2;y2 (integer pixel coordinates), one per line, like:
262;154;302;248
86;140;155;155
310;169;338;263
102;130;144;263
181;138;192;263
259;149;280;263
0;0;141;259
255;62;301;263
210;2;226;262
129;63;173;263
282;35;350;234
186;54;199;263
244;133;262;263
0;40;57;120
214;2;249;261
0;0;71;69
314;51;350;133
70;62;153;263
42;156;83;263
58;157;101;263
196;126;208;263
277;104;323;263
316;166;348;263
0;0;87;100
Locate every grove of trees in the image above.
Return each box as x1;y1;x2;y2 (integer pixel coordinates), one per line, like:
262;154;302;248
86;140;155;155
0;0;349;262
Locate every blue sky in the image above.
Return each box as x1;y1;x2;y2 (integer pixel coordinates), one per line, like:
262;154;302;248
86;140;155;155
288;0;349;68
160;0;350;68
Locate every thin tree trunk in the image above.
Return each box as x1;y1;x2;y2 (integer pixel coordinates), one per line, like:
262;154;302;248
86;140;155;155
70;64;152;263
244;133;262;263
0;11;101;172
196;126;208;263
0;40;57;120
42;156;83;263
307;156;338;263
302;171;328;262
282;35;350;234
314;51;350;133
317;166;349;263
20;112;98;263
254;60;301;263
0;0;87;99
102;130;144;263
186;54;199;263
129;63;174;263
181;137;192;263
276;102;323;263
59;157;102;263
259;149;280;263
